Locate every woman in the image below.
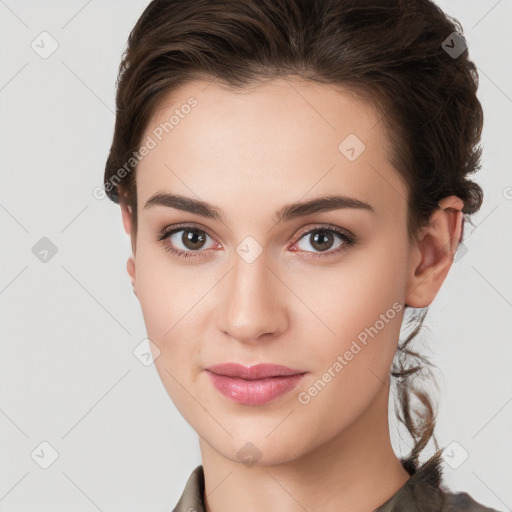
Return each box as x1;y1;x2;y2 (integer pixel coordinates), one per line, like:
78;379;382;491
104;0;499;510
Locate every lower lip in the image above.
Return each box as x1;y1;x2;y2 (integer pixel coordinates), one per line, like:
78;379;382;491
205;371;306;405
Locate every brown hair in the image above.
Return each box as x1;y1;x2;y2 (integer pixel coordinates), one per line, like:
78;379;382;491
104;0;484;471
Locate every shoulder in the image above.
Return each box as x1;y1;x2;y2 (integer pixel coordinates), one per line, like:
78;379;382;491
376;453;502;512
172;465;205;512
437;488;501;512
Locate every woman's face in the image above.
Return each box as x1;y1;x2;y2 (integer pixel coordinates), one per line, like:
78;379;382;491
126;77;420;465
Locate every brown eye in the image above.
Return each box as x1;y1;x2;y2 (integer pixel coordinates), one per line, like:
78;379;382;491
159;226;217;258
293;226;354;256
180;229;207;250
309;230;336;252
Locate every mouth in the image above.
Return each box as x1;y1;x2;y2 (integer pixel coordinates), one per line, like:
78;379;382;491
204;363;308;405
204;362;306;380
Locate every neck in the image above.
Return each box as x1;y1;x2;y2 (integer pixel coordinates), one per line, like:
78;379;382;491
199;384;411;512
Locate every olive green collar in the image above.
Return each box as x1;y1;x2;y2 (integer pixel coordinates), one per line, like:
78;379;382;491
172;453;496;512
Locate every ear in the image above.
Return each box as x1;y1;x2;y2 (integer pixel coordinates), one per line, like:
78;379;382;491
405;195;464;308
120;202;137;297
121;201;133;235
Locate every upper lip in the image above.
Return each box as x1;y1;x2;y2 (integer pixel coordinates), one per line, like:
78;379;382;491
205;363;306;380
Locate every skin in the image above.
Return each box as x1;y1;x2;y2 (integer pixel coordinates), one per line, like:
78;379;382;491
120;77;463;512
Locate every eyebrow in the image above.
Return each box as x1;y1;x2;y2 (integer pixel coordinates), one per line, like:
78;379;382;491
144;192;375;223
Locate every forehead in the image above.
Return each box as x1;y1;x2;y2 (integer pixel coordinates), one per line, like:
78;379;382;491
135;77;408;223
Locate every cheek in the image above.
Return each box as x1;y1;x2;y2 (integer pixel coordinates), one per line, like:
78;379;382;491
303;235;408;334
133;249;203;401
134;247;205;412
134;242;202;337
291;251;407;438
299;235;409;385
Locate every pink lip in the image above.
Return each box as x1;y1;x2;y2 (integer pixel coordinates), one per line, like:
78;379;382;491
204;363;307;405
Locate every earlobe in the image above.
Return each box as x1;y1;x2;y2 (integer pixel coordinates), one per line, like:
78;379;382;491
404;195;464;308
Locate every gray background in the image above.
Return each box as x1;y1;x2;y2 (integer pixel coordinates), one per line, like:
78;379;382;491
1;0;511;510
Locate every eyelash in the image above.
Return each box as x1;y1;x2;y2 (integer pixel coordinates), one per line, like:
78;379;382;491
157;223;356;260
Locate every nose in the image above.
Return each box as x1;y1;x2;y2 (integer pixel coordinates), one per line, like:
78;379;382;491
216;251;289;345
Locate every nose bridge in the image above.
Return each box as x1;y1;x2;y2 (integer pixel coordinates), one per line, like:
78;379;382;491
218;245;286;343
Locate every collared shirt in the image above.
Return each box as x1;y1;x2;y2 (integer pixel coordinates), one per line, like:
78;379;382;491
171;454;500;512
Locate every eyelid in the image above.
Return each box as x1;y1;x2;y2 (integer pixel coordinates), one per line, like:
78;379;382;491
158;222;218;242
291;223;354;244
